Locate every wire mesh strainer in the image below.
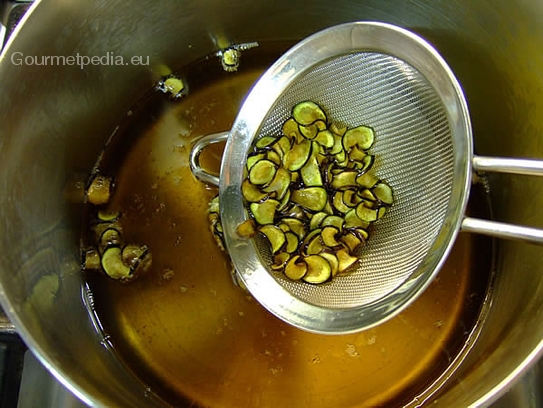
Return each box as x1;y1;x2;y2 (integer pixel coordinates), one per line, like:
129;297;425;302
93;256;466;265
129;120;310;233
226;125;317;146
191;22;543;334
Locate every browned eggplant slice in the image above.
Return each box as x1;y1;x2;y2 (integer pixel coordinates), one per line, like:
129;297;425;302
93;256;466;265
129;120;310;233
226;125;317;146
299;122;319;140
249;159;277;185
356;171;379;189
272;252;291;271
320;252;340;277
321;226;341;247
333;191;351;214
292;101;327;126
284;255;308;280
278;223;290;233
321;215;344;231
373;182;394;206
334;149;348;165
348;145;367;162
357;154;375;175
278;188;291;211
255;136;278;149
303;255;332;284
323;200;335;216
266;150;282;166
309;211;328;231
302;228;321;247
242;179;268;202
259;225;286;254
83;247;101;270
121;244;148;268
340;231;364;253
290;187;327;212
97;209;120;223
300;147;323;187
279;218;306;239
282;202;307;220
329;133;344;155
99;228;122;252
336;248;359;273
314;129;335;149
283;139;312;171
356;202;379;222
342;189;362;207
353;227;370;241
305;233;326;255
358;188;377;203
344;208;371;229
262;167;292;200
246;152;267;171
343;125;375;151
282;118;303;139
236;219;257;238
273;135;293;157
250;199;280;225
87;174;113;205
101;246;131;280
329;122;347;137
331;170;358;190
284;232;300;253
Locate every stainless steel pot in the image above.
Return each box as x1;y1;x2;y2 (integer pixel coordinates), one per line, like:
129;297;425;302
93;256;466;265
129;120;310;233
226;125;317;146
1;0;543;406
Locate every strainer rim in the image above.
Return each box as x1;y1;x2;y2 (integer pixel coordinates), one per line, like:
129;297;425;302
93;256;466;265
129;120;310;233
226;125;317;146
219;21;472;334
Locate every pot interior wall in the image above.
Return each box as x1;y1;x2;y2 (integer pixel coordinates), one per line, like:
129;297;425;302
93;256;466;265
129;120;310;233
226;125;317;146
0;0;542;406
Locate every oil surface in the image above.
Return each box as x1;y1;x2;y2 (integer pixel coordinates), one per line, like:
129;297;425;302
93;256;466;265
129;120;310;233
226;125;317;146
83;45;493;407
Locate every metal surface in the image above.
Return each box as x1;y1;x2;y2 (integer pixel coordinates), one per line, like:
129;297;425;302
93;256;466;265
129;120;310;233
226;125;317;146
462;217;543;243
218;22;543;334
473;156;543;176
18;350;87;408
0;0;542;406
189;131;228;187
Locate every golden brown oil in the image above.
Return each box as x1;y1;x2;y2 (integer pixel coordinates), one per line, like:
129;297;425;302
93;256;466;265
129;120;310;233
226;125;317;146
83;44;493;407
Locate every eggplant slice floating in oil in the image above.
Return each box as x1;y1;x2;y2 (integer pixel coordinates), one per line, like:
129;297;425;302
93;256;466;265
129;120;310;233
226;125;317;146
82;174;153;283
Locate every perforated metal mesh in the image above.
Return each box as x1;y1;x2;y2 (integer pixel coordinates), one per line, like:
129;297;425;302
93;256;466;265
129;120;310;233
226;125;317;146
254;52;454;308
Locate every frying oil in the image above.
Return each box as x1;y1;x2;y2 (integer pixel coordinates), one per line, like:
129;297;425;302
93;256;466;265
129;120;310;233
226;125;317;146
83;43;493;407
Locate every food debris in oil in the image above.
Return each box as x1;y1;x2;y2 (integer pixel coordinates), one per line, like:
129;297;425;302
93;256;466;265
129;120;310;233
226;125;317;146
214;41;259;72
80;43;493;407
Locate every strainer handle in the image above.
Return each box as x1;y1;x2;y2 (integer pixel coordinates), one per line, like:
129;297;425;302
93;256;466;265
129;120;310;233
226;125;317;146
472;155;543;176
461;218;543;244
462;155;543;244
189;131;229;187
